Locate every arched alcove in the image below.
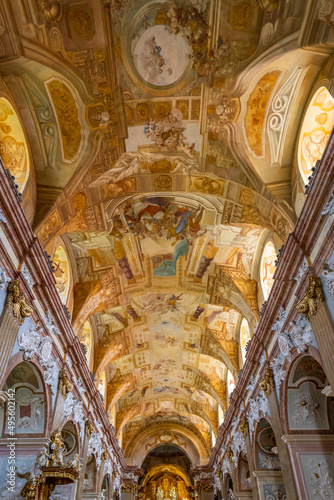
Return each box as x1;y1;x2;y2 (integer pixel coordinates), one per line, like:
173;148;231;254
1;361;45;436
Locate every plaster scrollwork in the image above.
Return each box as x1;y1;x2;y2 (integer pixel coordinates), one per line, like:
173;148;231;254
76;377;86;394
323;263;334;299
322;193;334;215
227;489;236;500
221;457;231;476
248;394;270;433
293;390;321;424
21;263;34;288
246;375;257;394
17;327;59;388
88;431;103;468
270;357;287;391
113;473;121;494
63;392;83;425
18;326;43;361
230;428;246;468
45;309;61;335
0;267;10;290
295;257;309;285
273;307;287;334
258;453;280;469
213;475;221;494
267;67;307;166
307;459;334;500
289;315;312;353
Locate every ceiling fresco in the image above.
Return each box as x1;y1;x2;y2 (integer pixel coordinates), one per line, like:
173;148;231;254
1;0;332;471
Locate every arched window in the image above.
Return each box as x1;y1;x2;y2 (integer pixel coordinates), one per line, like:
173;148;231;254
298;86;334;183
98;371;106;399
260;241;276;300
227;370;235;398
240;318;251;364
53;245;70;305
0;98;30;191
81;320;92;365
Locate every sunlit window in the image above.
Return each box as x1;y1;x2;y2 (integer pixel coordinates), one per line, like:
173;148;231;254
260;241;276;300
98;370;106;399
0;98;30;191
227;370;235;398
53;246;70;304
82;320;92;365
240;318;251;364
298;86;334;183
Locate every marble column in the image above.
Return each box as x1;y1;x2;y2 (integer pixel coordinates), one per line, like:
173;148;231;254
259;369;298;500
76;419;95;500
51;369;73;432
0;280;34;389
240;418;259;500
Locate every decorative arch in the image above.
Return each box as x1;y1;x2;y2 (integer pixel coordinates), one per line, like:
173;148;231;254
2;360;46;437
0;97;30;192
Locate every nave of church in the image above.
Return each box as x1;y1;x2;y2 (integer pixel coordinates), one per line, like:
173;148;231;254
0;0;334;499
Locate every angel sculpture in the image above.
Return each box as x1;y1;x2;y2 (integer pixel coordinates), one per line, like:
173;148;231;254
37;447;50;468
66;453;82;473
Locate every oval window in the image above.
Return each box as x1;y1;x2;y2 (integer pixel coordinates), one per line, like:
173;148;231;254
298;86;334;183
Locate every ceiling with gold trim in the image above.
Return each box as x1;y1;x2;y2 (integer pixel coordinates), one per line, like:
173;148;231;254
1;0;333;469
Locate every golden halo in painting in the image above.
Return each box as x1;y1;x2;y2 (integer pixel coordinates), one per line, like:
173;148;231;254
133;25;191;87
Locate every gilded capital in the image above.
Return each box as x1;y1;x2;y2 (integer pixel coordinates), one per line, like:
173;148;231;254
259;368;274;397
101;451;108;462
85;418;95;438
295;276;323;321
6;280;34;325
226;447;233;463
58;369;73;399
239;417;249;437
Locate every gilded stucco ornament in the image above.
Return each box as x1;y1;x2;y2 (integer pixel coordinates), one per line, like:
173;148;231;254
49;429;66;466
239;417;249;437
58;369;73;399
40;0;63;24
18;472;40;499
259;368;275;397
226;447;233;464
6;280;34;325
295;276;324;321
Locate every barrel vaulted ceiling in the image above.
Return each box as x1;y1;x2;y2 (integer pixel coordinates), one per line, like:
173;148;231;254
0;0;333;466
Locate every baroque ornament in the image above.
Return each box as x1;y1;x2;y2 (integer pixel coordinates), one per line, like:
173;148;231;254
323;263;334;299
259;368;275;397
6;280;34;325
58;369;73;398
270;357;287;391
295;276;324;321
